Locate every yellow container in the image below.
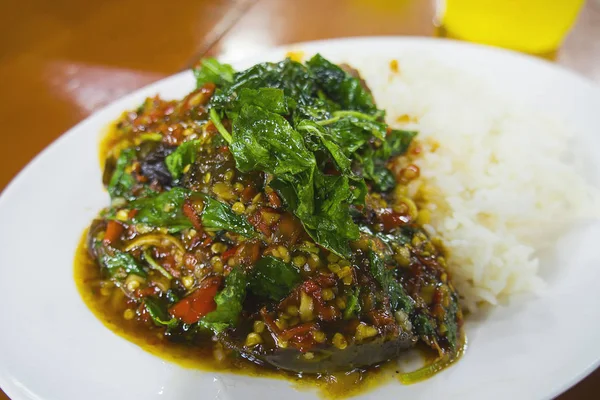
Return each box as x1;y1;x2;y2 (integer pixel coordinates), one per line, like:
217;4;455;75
439;0;585;55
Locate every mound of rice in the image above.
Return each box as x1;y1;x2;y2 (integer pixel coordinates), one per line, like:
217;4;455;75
356;56;600;310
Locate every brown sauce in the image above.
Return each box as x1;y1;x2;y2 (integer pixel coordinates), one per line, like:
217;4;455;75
74;230;423;398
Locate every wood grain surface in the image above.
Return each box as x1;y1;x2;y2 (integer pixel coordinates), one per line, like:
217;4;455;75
1;0;599;399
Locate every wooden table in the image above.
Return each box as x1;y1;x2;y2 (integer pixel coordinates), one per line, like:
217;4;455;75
1;0;599;398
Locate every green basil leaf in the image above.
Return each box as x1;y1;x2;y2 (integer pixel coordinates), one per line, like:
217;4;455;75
144;297;178;329
200;268;247;333
193;58;235;87
248;256;302;301
165;140;200;179
201;196;255;238
107;148;136;200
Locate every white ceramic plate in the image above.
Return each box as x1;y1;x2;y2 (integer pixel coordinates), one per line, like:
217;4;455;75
1;37;599;400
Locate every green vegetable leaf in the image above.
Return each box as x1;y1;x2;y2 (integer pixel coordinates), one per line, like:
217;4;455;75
412;312;439;351
130;187;193;232
129;187;255;236
210;58;317;109
200;268;247;333
356;148;396;192
302;173;361;257
441;292;460;351
96;244;147;278
343;287;361;319
193;58;235;87
232;105;316;175
248;256;302;301
165;140;200;179
307;54;378;115
107;148;136;200
236;88;288;115
297;120;351;173
228;101;368;254
144;297;178;329
369;250;414;314
201;196;255;238
379;129;417;159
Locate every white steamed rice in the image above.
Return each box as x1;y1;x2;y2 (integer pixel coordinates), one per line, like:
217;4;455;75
350;55;600;310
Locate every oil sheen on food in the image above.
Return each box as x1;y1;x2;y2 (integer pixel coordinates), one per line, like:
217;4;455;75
76;54;465;397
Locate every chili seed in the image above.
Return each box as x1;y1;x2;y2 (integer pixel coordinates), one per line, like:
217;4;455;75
224;170;234;181
327;253;340;263
332;333;348;350
123;309;135;320
299;291;314;322
252;193;263;204
232;202;245;214
356;323;378;340
116;209;129;221
322;288;335;301
328;263;341;274
312;331;326;343
277;246;290;263
286;305;299;317
275;319;288;330
182;275;195;289
245;333;263;347
292;255;306;267
253;320;265;334
211;242;228;254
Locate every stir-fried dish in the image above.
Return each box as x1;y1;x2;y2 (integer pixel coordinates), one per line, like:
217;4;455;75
77;54;465;392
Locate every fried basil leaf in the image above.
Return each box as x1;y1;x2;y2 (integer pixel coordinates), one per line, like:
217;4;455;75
201;196;255;238
369;251;414;314
248;256;302;301
165;140;200;180
95;243;147;278
343;287;361;319
107;148;137;200
130;187;192;232
144;297;178;329
200;268;247;333
232;105;315;175
307;54;378;115
193;58;235;87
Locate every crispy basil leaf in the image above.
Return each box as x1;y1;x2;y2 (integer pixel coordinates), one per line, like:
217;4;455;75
165;140;200;179
232;105;316;175
200;268;247;333
107;148;136;200
297;119;351;173
201;196;255;238
379;129;418;159
95;243;146;278
343;287;361;319
130;187;255;236
248;256;302;301
130;187;192;232
193;58;235;87
369;250;414;314
144;297;178;329
307;54;378;115
210;58;317;108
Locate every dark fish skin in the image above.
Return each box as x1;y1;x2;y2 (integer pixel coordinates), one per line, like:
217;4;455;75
220;329;417;374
